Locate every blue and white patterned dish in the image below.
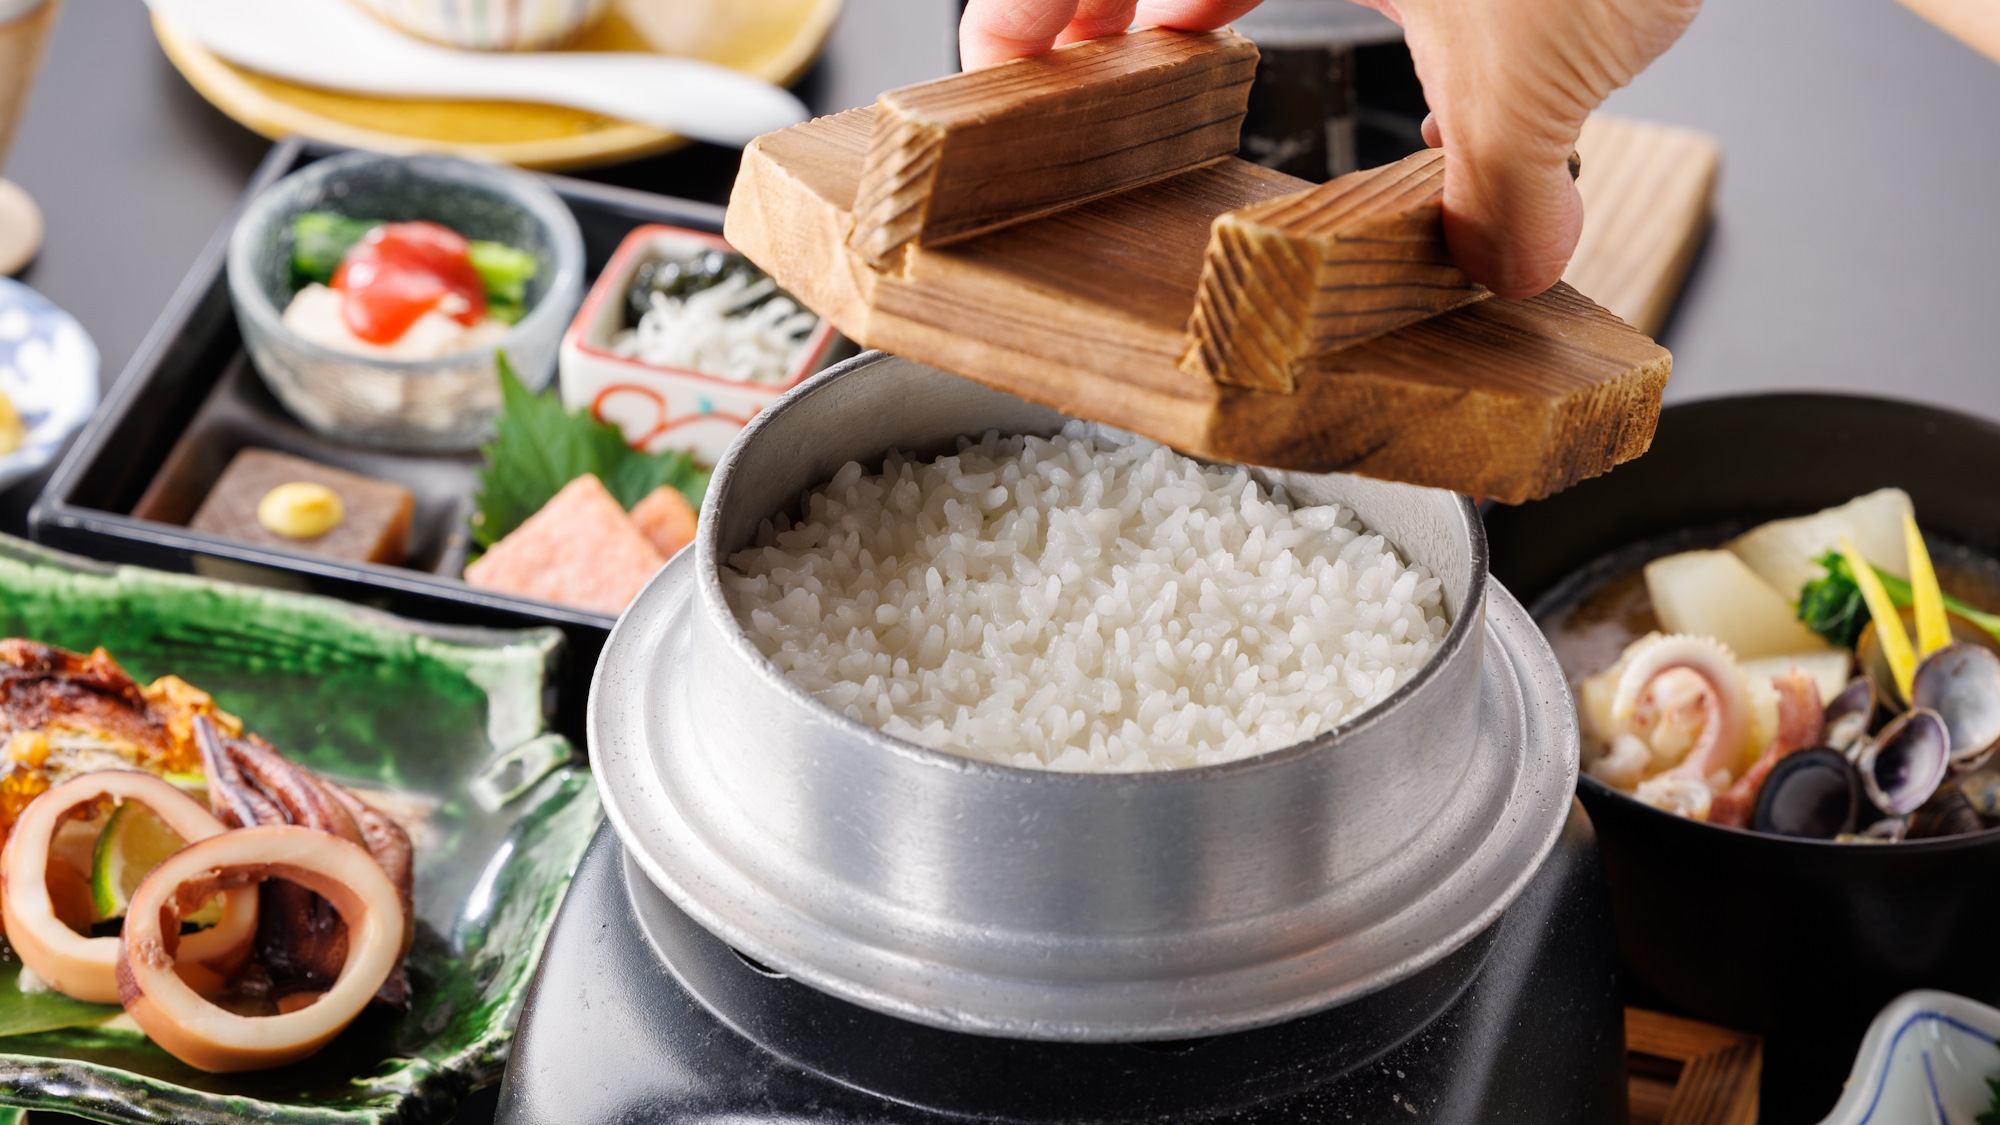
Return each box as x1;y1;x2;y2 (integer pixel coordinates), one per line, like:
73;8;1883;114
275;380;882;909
0;278;98;493
1819;990;2000;1124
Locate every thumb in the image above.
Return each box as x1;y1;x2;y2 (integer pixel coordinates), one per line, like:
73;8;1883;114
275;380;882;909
1427;104;1585;299
1396;0;1700;297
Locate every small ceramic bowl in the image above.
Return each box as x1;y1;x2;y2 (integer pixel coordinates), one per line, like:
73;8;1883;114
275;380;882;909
558;224;839;466
350;0;614;50
0;278;97;493
1818;990;2000;1124
227;151;584;452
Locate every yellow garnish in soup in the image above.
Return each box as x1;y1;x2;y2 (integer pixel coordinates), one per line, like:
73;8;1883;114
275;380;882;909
257;482;346;540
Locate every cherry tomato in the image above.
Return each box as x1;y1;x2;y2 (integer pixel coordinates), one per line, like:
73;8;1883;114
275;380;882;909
332;221;487;345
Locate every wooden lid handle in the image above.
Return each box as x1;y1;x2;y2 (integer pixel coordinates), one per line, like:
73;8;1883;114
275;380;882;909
847;27;1258;268
1183;149;1487;392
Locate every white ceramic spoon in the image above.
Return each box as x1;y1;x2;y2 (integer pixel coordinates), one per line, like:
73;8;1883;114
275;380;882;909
142;0;809;148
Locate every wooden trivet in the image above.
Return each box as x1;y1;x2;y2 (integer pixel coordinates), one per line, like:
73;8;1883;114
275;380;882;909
1627;1007;1762;1125
726;29;1670;502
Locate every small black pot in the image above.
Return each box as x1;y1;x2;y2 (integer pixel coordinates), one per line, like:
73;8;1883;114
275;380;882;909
1485;392;2000;1036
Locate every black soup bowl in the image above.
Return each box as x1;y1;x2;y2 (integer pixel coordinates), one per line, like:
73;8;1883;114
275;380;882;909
1484;393;2000;1036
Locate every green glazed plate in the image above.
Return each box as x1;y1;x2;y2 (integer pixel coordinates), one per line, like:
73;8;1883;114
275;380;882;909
0;535;601;1123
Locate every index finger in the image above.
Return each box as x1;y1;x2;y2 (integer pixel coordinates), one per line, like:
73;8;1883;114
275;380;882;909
961;0;1263;69
960;0;1085;70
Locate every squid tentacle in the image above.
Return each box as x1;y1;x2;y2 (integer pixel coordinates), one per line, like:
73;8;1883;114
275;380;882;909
189;715;416;1010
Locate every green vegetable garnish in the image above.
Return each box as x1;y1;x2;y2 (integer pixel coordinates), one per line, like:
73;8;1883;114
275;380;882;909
289;212;540;321
1798;552;1872;649
1797;549;2000;648
290;212;377;286
1979;1063;2000;1125
472;354;708;549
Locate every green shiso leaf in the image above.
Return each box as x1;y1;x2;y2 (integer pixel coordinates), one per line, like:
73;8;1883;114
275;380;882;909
471;353;709;549
0;958;120;1039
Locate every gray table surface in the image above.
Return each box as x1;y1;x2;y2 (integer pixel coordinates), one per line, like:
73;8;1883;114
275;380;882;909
1601;0;2000;408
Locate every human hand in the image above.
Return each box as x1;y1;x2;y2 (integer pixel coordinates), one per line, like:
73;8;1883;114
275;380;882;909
960;0;1700;298
1374;0;1701;295
959;1;1265;70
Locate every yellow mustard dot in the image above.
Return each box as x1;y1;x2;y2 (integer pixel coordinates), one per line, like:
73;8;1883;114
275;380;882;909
257;482;346;540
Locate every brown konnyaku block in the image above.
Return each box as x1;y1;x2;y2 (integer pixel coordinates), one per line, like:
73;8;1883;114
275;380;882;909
727;56;1670;502
846;27;1256;267
1183;148;1488;392
190;448;414;565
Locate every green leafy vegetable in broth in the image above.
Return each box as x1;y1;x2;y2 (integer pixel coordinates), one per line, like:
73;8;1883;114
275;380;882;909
472;354;709;549
1798;551;1870;649
1798;549;2000;648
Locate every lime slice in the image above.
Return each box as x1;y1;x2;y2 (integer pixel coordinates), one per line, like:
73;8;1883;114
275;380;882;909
90;802;222;925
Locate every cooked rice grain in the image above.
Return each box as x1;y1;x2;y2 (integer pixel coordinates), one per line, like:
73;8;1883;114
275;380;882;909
723;424;1449;772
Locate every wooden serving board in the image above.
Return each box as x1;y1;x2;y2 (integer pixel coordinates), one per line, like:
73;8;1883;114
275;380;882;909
1627;1008;1762;1125
726;30;1671;502
1565;115;1721;338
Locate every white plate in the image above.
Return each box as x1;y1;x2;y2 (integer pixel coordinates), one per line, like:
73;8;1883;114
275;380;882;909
0;279;98;494
1819;990;2000;1124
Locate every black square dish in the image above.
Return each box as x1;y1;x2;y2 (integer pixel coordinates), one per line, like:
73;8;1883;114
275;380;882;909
29;139;739;738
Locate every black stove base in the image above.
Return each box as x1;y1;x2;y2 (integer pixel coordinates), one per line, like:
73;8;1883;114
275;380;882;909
497;805;1624;1124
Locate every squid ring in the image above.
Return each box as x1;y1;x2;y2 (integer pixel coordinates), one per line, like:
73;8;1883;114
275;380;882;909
1;772;257;1004
117;825;404;1073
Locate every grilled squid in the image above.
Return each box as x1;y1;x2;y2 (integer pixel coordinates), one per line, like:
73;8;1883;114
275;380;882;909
116;825;404;1073
194;716;414;1007
0;772;257;1004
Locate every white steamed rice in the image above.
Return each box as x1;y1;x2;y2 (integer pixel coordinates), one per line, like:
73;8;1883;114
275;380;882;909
722;423;1451;772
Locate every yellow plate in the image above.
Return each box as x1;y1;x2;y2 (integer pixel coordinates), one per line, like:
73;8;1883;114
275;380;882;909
153;0;842;171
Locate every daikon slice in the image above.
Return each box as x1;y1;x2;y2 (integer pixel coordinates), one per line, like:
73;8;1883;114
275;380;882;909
1644;550;1830;660
1727;489;1914;603
1742;651;1854;708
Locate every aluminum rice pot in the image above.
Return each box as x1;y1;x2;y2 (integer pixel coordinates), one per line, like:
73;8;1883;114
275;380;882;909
591;351;1580;1040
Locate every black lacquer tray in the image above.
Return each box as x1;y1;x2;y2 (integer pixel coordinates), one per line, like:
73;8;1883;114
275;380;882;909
29;139;741;739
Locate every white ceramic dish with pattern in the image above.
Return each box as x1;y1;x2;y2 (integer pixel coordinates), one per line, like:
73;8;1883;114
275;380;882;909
557;224;837;467
1818;990;2000;1125
0;278;97;493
